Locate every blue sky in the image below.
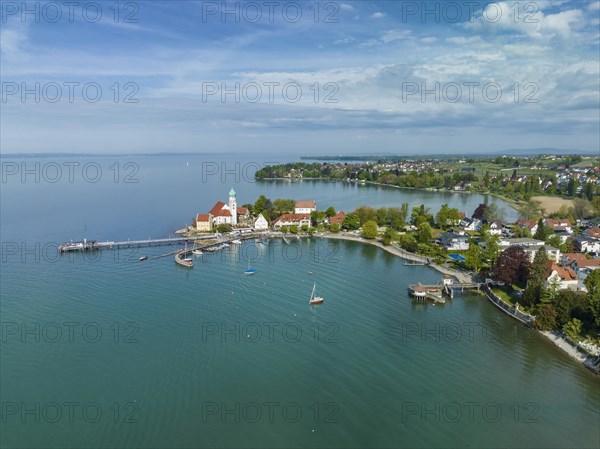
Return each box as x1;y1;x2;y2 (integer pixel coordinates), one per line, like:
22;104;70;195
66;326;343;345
1;0;599;154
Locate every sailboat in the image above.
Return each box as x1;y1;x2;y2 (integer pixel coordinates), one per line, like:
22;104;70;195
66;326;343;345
309;282;324;305
243;261;256;275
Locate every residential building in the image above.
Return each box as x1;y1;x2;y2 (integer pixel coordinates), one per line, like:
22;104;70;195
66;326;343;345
574;236;600;253
460;217;482;232
294;200;317;214
272;213;311;229
584;226;600;240
438;231;469;250
545;260;578;290
544;218;573;234
254;213;269;231
330;211;346;226
515;219;538;235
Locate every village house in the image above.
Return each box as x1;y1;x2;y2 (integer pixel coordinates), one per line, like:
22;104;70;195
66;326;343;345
584;226;600;240
437;231;470;251
544;218;573;234
459;217;482;232
545;260;579;290
573;236;600;254
561;253;588;267
272;213;311;230
294;200;317;214
483;220;503;235
329;211;346;226
515;219;539;235
253;213;269;231
499;238;560;263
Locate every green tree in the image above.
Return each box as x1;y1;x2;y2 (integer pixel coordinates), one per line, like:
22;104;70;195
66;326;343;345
273;199;295;214
289;226;298;234
362;220;379;239
563;318;582;340
399;234;418;252
534;218;548;240
382;228;398;245
301;224;308;232
280;225;288;234
584;269;600;327
570;198;591;220
481;231;500;266
330;223;340;233
216;224;232;233
483;203;504;223
417;222;434;243
464;240;483;272
535;304;558;330
342;214;361;231
567;178;578;196
518;199;542;220
325;206;336;217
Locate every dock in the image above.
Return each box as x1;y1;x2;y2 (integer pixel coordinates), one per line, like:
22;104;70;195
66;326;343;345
408;275;482;303
58;237;192;252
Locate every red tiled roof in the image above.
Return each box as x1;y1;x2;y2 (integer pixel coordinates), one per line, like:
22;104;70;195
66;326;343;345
516;219;537;229
545;260;577;281
295;200;316;209
209;201;232;217
237;207;248;215
587;226;600;238
275;213;310;223
576;259;600;268
330;211;346;225
209;201;226;215
545;219;571;228
196;214;210;222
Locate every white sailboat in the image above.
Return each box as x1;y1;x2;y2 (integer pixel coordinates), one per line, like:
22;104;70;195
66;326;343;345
309;282;324;305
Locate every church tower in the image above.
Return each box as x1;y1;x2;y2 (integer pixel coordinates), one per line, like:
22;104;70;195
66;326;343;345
228;188;237;225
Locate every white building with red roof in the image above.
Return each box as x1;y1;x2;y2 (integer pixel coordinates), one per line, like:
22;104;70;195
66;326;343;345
272;213;311;230
294;200;317;214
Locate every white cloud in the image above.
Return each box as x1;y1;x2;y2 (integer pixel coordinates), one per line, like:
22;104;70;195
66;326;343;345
420;37;438;44
381;29;412;43
371;12;385;19
339;3;354;11
464;2;587;40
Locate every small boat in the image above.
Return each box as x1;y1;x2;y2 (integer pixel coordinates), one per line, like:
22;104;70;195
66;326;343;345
222;243;230;248
182;257;193;263
139;256;148;261
243;261;257;275
231;239;242;244
192;249;203;256
309;282;324;305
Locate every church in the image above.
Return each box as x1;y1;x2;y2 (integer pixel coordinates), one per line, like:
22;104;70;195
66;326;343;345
194;188;249;231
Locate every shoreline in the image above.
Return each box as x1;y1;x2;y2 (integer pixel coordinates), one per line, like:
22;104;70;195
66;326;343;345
316;232;474;283
258;177;522;209
316;232;598;373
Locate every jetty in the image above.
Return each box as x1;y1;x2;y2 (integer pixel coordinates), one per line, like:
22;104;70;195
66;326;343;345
58;237;191;252
409;275;482;303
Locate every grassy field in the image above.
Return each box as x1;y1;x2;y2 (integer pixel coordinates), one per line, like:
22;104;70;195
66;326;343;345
531;196;574;214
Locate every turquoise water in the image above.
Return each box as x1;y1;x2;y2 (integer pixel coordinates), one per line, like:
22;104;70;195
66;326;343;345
1;155;598;448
